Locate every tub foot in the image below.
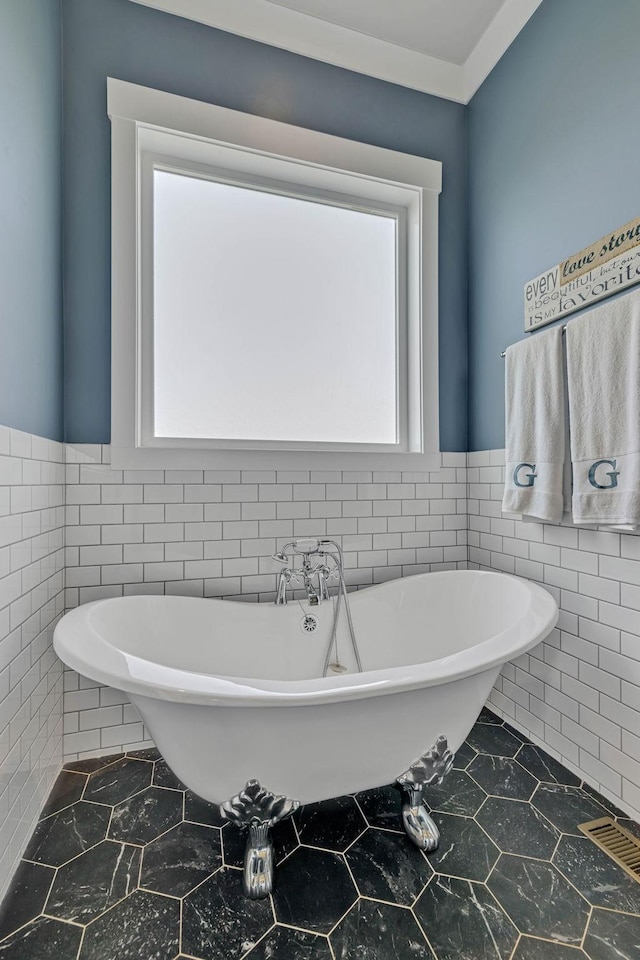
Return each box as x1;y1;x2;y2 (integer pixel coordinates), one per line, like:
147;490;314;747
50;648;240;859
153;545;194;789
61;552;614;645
220;779;299;899
396;736;455;853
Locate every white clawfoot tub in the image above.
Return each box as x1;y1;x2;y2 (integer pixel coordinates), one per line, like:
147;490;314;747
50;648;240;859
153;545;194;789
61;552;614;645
54;570;557;896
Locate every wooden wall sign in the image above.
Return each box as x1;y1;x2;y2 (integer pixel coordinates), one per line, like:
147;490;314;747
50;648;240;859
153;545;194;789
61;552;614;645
524;215;640;330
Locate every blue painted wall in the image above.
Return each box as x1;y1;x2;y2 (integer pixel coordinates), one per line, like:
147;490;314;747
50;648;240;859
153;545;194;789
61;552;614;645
468;0;640;451
0;0;63;441
62;0;468;449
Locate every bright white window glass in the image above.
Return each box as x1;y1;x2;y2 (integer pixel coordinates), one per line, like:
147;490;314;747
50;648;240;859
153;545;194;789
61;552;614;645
152;170;398;445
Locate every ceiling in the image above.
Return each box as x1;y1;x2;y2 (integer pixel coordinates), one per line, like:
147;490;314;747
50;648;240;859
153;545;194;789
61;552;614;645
264;0;506;65
129;0;543;102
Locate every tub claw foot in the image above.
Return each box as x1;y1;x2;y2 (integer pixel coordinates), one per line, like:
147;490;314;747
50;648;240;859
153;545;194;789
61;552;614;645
396;736;454;853
220;779;299;899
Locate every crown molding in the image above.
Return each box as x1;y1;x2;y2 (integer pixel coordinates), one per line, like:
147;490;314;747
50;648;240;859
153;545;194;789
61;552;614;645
128;0;543;104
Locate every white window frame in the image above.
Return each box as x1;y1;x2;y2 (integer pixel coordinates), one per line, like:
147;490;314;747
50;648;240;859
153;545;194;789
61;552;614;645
108;78;442;470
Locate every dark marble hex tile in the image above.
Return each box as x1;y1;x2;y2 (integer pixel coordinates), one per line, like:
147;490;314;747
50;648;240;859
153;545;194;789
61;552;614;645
184;789;226;827
0;916;82;959
153;758;187;791
245;926;333;959
580;783;628;819
468;754;538;801
478;707;503;725
488;855;589;944
273;847;357;933
222;817;299;869
0;860;55;941
475;797;560;859
414;875;518;960
452;741;477;770
583;907;640;960
515;745;581;787
182;867;273;959
345;826;432;905
45;839;140;923
108;786;183;845
465;723;522;758
83;756;153;805
425;769;487;817
294;795;366;852
502;721;529;743
40;770;87;818
552;834;640;914
331;898;434;960
79;889;180;960
354;784;402;830
126;747;161;761
141;820;221;897
531;783;609;836
513;936;588;959
63;753;123;774
25;800;111;867
426;813;500;882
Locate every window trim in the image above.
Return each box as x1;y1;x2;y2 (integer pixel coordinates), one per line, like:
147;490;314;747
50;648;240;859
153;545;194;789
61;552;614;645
108;78;442;470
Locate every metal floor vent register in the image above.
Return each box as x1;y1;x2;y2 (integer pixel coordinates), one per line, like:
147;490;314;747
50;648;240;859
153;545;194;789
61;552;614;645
579;817;640;882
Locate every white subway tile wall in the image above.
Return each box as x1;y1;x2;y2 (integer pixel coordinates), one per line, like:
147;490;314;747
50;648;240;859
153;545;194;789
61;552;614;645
0;426;65;899
469;449;640;823
7;427;640;873
63;445;468;759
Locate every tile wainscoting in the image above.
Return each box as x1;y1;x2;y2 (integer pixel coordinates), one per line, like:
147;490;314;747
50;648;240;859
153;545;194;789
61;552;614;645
62;444;468;759
0;427;65;899
469;450;640;823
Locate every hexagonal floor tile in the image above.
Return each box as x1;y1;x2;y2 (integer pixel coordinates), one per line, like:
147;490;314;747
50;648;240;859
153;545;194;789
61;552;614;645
425;769;487;817
0;860;55;941
515;745;581;787
426;813;499;882
488;854;589;944
512;936;588;958
465;723;522;758
184;789;226;827
126;747;161;761
467;754;538;801
583;907;640;960
414;875;518;960
108;786;183;845
531;784;609;836
83;757;152;805
294;796;366;852
45;840;140;923
452;741;477;770
40;770;87;817
25;800;111;867
245;926;333;959
475;797;560;859
354;784;402;830
79;889;180;960
273;847;357;933
345;826;432;905
182;867;273;959
477;707;503;725
153;758;187;790
0;916;82;959
331;898;434;959
552;834;640;914
140;820;221;896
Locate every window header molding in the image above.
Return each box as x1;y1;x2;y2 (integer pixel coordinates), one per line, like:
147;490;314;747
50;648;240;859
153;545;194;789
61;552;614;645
108;79;442;470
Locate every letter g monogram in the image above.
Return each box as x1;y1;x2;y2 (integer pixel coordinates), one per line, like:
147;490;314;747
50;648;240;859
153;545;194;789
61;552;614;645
588;459;619;489
513;463;537;488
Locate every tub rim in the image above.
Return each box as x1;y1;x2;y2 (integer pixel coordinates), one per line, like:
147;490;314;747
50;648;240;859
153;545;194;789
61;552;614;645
53;570;558;708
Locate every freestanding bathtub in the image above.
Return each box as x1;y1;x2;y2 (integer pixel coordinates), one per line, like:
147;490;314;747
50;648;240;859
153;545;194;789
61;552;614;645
54;569;557;897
